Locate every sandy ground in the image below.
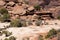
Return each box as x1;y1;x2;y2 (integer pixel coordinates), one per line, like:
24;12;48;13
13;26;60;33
0;20;60;40
0;22;10;28
0;25;59;40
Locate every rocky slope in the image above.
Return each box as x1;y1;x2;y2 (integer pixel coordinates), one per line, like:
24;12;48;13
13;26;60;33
0;0;60;17
1;0;60;8
0;0;60;40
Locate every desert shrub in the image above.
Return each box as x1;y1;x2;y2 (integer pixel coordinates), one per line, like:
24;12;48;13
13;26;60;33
10;19;22;27
4;38;9;40
57;16;60;19
0;8;10;22
45;29;57;38
0;8;8;14
0;16;3;22
9;36;16;40
2;31;12;37
35;20;42;26
34;5;41;10
1;14;10;22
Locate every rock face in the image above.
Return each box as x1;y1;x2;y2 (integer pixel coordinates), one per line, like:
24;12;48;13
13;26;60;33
23;0;60;8
0;0;60;19
0;0;60;40
2;0;60;7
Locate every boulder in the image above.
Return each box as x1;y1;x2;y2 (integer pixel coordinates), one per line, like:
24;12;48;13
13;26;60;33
7;1;15;7
22;4;29;9
0;1;5;6
11;5;27;15
28;6;34;11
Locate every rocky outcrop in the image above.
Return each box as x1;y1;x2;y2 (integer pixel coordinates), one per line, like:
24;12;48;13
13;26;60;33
0;0;60;19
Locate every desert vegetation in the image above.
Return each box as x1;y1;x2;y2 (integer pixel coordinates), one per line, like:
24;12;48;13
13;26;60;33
4;36;16;40
45;29;57;39
0;0;60;40
34;5;41;11
57;16;60;19
2;30;12;37
0;8;10;22
10;19;22;27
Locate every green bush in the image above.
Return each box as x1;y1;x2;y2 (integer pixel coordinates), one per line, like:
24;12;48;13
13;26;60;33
10;19;22;27
0;8;8;14
34;5;41;10
45;29;57;38
0;8;10;22
1;14;10;22
9;36;16;40
2;31;12;37
3;14;10;20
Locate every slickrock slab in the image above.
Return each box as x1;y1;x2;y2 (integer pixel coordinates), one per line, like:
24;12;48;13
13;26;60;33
0;24;60;40
4;25;60;40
